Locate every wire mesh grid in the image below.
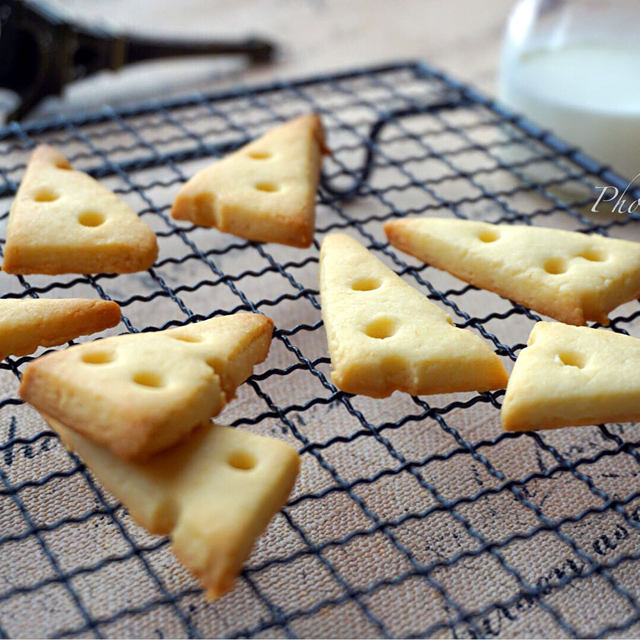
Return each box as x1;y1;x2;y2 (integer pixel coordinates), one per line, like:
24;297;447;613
0;61;640;638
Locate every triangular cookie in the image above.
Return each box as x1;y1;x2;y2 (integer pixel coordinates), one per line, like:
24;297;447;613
502;322;640;431
20;313;273;459
385;217;640;325
171;114;328;248
45;416;299;599
2;145;158;274
0;298;120;361
319;233;508;397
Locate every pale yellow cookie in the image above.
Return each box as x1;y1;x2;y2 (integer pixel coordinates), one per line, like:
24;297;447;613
502;322;640;431
45;416;300;600
2;145;158;274
20;313;273;460
319;233;508;398
0;298;120;361
385;217;640;325
171;114;328;248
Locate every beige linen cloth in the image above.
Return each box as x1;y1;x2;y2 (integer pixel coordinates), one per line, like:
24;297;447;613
0;66;639;638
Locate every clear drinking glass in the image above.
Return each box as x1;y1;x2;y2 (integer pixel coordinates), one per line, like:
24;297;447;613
499;0;640;180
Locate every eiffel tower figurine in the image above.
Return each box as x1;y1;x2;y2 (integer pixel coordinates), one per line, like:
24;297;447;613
0;0;276;121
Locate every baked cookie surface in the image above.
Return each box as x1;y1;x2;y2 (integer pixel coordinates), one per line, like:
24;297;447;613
319;233;508;398
171;114;327;248
0;298;120;360
2;145;158;274
385;217;640;325
20;313;273;460
502;321;640;431
46;416;300;600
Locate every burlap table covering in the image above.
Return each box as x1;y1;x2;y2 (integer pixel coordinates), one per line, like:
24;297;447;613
0;64;639;638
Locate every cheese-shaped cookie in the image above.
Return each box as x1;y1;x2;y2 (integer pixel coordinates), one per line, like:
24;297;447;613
0;298;120;361
20;313;273;459
2;145;158;274
45;416;300;599
502;322;640;431
319;233;508;397
385;217;640;325
171;114;327;248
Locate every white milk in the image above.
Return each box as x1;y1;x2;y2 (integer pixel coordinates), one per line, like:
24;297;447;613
499;45;640;180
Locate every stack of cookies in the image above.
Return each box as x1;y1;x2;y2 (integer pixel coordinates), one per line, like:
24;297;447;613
3;114;329;597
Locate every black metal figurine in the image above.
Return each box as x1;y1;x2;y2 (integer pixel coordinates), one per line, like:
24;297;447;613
0;0;276;121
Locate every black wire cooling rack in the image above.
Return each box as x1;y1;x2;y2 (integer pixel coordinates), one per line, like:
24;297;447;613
1;61;640;639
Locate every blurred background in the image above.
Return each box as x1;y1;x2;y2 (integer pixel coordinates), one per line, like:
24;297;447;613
0;0;513;119
3;0;639;179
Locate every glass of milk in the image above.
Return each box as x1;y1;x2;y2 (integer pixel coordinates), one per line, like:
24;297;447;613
499;0;640;181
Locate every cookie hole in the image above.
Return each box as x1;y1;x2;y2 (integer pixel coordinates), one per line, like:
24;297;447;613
351;277;381;291
578;248;606;262
364;317;396;339
78;211;105;227
254;182;279;193
34;189;58;202
81;351;114;364
556;351;585;368
248;151;271;160
543;258;567;275
171;334;202;343
478;229;499;243
132;371;164;388
227;450;256;471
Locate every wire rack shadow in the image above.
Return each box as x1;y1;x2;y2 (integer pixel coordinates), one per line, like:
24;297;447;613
0;61;640;639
